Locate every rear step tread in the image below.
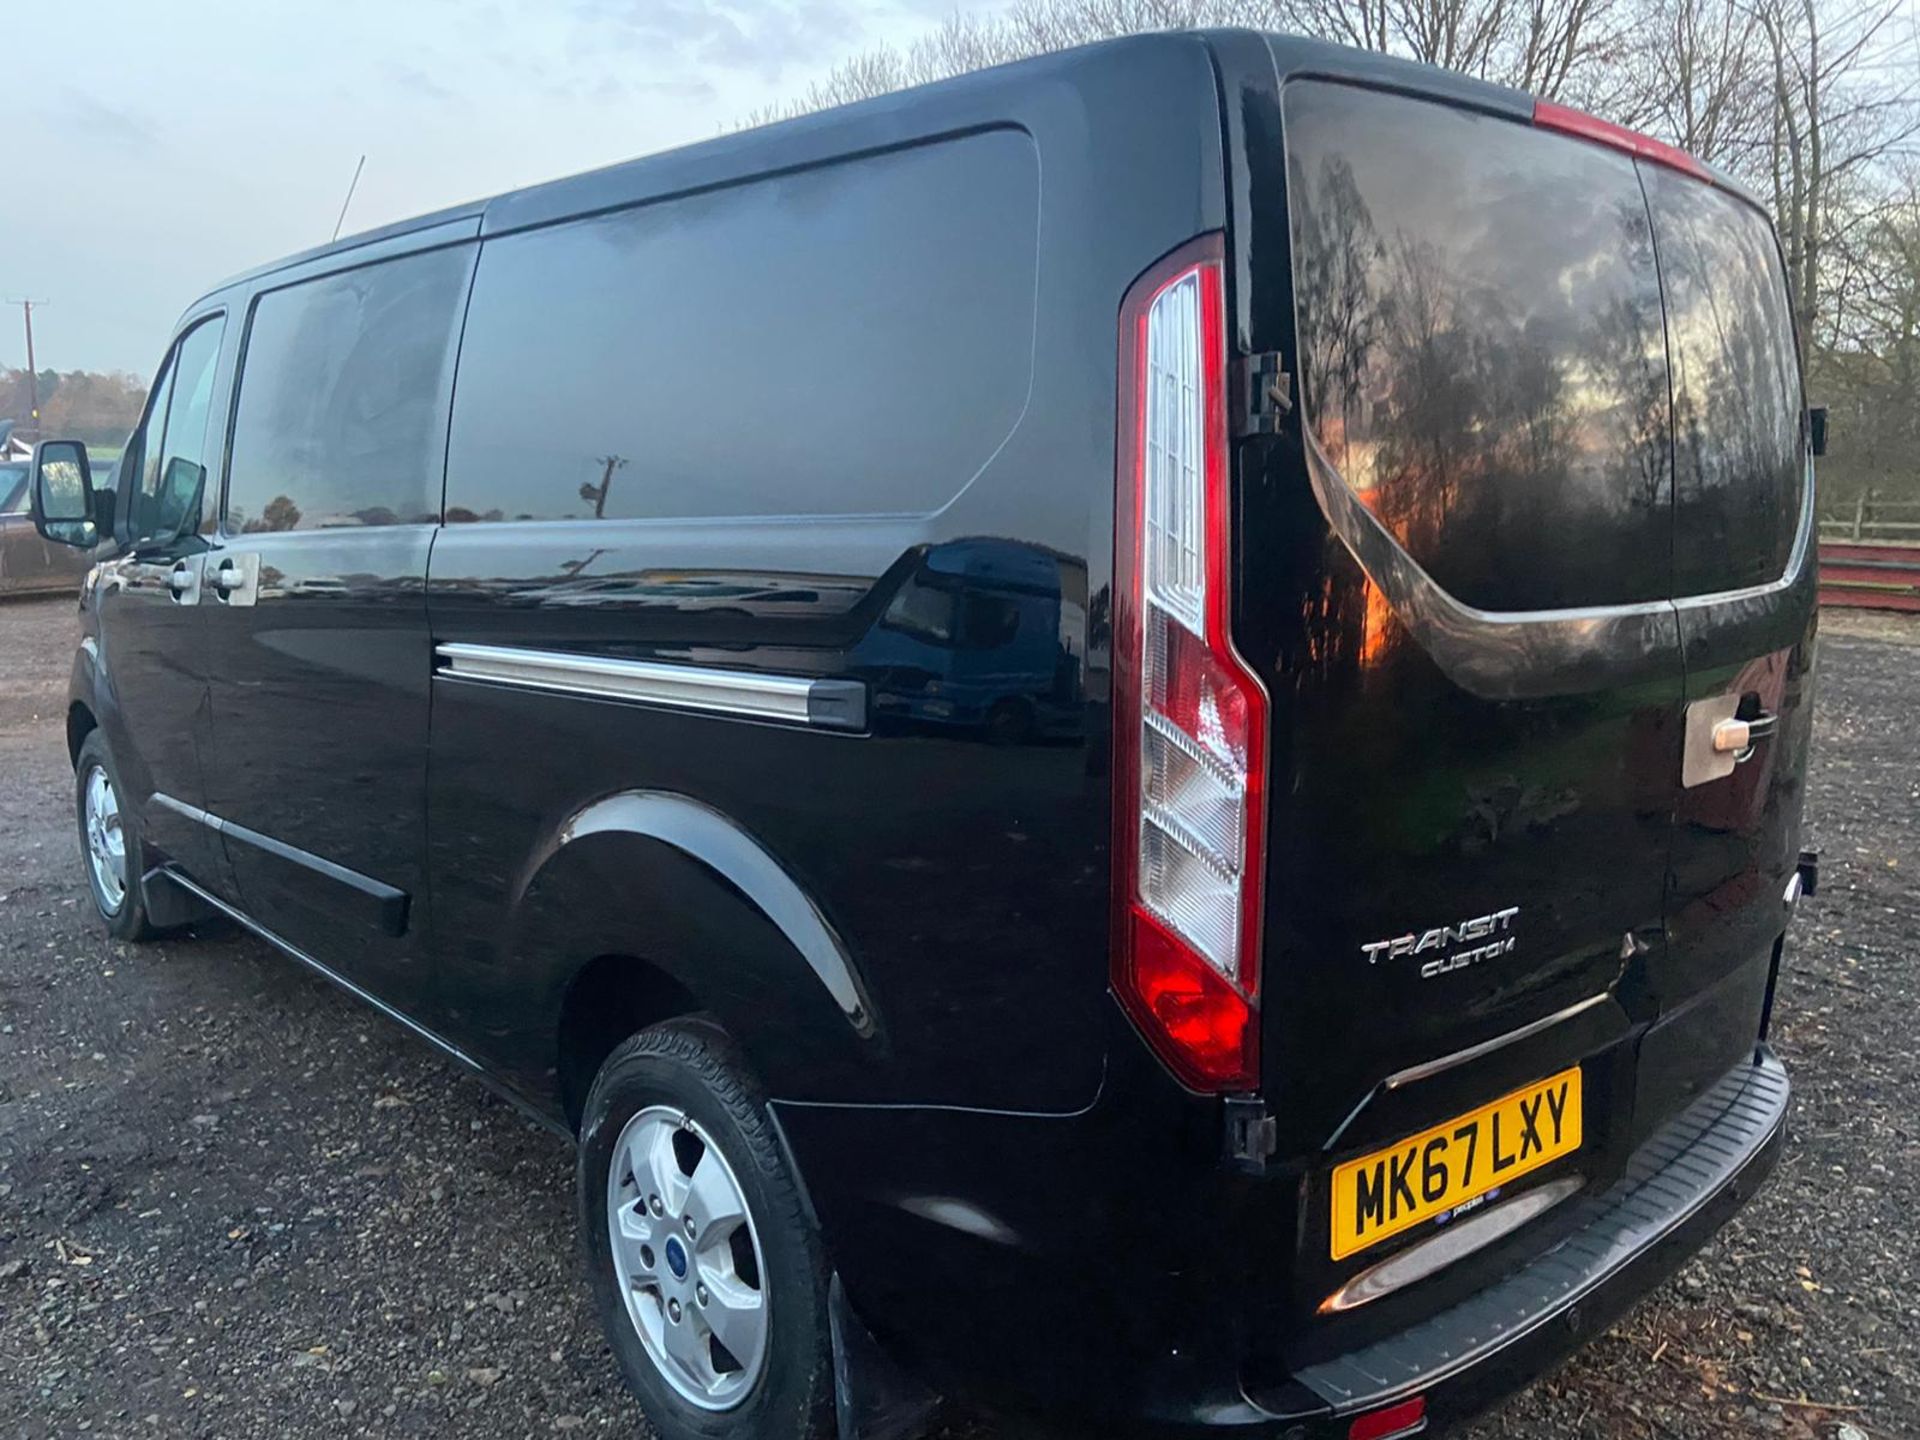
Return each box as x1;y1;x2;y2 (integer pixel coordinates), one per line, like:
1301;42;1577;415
1294;1051;1790;1412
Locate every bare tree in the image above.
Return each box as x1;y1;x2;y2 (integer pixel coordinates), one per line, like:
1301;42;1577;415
1617;0;1769;162
1747;0;1918;344
755;0;1920;506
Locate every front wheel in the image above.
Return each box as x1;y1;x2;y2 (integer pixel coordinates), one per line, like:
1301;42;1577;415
577;1019;834;1440
73;731;160;943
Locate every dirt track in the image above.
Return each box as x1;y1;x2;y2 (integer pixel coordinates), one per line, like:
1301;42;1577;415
1;594;1915;1439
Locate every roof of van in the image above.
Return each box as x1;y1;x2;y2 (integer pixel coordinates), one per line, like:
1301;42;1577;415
194;28;1757;311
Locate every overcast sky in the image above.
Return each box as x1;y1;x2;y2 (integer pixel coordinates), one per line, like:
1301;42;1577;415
5;0;992;377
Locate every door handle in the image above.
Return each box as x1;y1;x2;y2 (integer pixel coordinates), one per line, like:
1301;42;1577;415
167;560;202;605
1683;693;1774;787
1711;712;1776;758
209;553;260;607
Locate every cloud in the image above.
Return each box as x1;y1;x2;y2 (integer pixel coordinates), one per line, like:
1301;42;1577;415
54;91;154;155
570;0;870;81
380;61;463;104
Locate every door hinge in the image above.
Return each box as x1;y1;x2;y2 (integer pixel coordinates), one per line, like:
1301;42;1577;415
1225;1095;1278;1171
1234;351;1292;438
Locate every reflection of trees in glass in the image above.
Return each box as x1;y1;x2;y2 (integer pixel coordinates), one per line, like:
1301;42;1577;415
1293;129;1673;611
1659;179;1800;585
1294;156;1381;468
240;495;303;533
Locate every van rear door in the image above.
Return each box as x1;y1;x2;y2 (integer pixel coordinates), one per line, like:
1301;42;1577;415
1643;163;1817;1123
1254;79;1692;1278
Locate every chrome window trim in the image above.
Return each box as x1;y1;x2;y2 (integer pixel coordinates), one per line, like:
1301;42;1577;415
434;642;867;731
1381;992;1613;1091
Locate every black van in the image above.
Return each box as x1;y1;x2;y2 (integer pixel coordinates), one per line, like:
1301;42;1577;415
29;30;1816;1440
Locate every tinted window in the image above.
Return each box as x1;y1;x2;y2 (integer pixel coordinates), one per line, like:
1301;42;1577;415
139;318;224;541
1286;82;1673;612
129;353;177;537
129;317;225;543
445;132;1038;524
225;247;471;533
1;466;27;514
1642;166;1804;596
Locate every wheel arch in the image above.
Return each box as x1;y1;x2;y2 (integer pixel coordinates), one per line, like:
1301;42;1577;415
555;953;703;1132
522;791;886;1128
67;699;98;769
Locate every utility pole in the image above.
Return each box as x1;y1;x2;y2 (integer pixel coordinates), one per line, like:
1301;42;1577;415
9;299;48;443
580;454;627;518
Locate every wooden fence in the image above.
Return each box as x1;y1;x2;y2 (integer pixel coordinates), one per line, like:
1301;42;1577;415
1818;495;1920;544
1818;541;1920;613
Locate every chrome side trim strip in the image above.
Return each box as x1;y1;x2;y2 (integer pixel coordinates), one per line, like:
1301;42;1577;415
434;642;866;731
151;791;219;829
149;791;409;936
1383;993;1613;1091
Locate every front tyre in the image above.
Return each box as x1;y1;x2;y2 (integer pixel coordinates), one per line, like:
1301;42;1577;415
73;731;160;943
578;1020;834;1440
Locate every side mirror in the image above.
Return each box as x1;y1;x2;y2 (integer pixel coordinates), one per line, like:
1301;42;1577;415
1808;405;1829;458
29;440;98;549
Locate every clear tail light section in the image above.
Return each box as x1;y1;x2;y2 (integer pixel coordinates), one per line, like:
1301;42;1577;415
1112;235;1268;1092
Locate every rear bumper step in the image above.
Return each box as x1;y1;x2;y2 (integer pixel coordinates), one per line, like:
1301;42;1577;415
1262;1048;1789;1427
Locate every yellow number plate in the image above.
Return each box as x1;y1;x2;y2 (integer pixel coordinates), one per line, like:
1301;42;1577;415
1330;1067;1582;1261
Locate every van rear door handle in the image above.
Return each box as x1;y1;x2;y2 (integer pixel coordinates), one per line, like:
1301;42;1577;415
1683;694;1774;787
1711;712;1776;757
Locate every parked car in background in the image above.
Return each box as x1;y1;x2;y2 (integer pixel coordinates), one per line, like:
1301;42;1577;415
2;459;105;596
26;30;1819;1440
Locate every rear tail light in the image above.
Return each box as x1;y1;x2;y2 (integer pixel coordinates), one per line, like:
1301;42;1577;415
1533;98;1711;181
1112;236;1268;1093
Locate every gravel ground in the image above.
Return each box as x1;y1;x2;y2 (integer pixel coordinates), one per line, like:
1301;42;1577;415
1;594;1915;1440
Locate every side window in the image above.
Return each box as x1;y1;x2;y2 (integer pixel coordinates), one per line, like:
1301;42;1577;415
444;131;1039;524
127;356;176;536
224;246;471;534
125;317;225;545
130;318;225;543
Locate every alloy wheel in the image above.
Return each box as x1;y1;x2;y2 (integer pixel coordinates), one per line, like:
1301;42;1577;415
83;764;127;914
605;1104;770;1410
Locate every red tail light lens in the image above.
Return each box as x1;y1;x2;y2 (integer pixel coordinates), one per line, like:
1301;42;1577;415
1348;1396;1427;1440
1533;99;1711;181
1112;236;1267;1093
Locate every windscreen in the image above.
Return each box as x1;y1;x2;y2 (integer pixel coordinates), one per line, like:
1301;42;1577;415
1285;81;1675;613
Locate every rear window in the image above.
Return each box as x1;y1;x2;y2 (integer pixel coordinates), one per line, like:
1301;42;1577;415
1641;165;1805;596
445;130;1038;525
1285;81;1674;612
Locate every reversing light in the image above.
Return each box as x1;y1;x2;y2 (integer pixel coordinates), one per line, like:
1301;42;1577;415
1533;98;1711;181
1348;1395;1428;1440
1111;235;1268;1093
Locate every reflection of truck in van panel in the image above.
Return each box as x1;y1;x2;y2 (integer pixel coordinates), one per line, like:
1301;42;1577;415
853;539;1085;742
